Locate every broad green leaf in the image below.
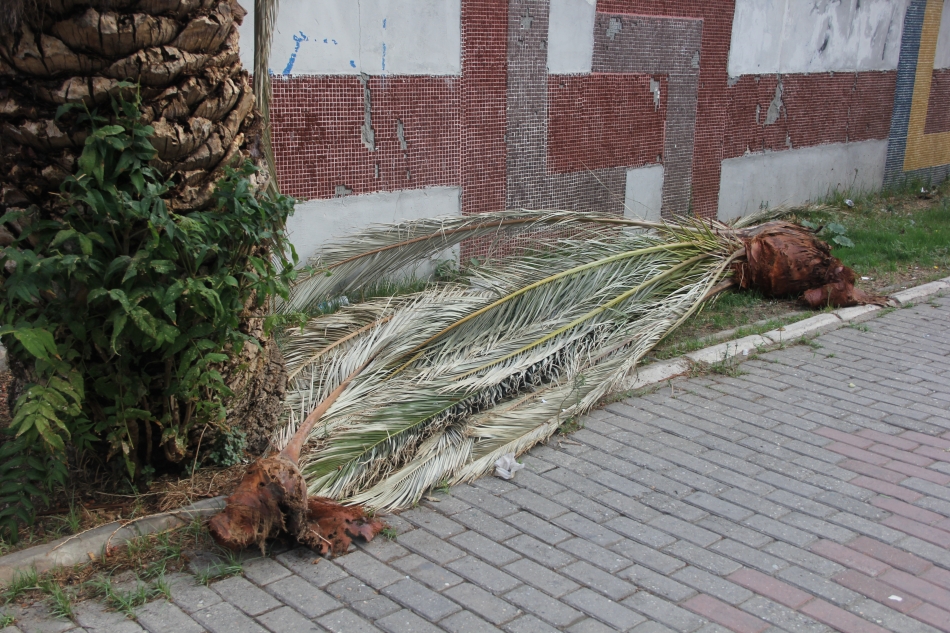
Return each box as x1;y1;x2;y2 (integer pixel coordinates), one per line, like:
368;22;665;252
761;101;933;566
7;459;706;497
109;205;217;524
13;328;57;361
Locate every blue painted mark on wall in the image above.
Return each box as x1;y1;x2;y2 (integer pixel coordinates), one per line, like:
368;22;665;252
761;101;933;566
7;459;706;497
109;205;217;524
350;60;357;68
381;18;388;72
283;31;308;75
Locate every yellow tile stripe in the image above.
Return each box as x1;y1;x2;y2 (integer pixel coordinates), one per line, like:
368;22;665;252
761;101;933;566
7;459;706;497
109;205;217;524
904;0;950;171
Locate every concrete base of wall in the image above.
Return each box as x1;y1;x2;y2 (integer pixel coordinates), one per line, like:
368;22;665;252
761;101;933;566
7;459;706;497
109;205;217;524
288;186;462;268
717;140;888;221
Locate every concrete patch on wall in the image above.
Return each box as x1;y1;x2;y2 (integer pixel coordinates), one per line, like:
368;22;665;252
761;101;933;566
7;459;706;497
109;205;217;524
727;0;786;76
936;0;950;69
728;0;909;76
624;164;664;222
547;0;597;74
238;0;461;76
287;186;461;266
717;140;887;221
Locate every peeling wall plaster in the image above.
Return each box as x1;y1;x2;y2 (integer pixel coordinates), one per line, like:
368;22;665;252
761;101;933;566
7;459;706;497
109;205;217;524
238;0;462;76
728;0;910;76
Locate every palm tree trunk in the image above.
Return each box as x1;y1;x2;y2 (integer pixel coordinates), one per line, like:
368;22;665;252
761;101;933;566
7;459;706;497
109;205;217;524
0;0;286;457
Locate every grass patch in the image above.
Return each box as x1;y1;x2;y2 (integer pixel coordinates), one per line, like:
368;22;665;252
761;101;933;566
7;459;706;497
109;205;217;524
649;290;804;362
796;180;950;291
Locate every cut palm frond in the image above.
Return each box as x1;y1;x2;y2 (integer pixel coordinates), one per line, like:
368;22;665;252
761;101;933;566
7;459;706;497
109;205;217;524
276;215;747;509
282;209;686;315
211;209;888;547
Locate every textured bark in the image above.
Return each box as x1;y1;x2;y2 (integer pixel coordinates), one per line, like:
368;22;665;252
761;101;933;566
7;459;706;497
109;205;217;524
733;222;888;308
0;0;285;459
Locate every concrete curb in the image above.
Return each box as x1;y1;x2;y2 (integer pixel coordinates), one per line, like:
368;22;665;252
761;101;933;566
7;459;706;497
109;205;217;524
618;276;950;393
0;496;225;585
1;278;947;586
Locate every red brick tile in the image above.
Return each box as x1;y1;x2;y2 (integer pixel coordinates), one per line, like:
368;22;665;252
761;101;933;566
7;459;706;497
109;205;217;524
809;539;889;578
910;603;950;633
915;445;950;464
848;536;933;575
883;459;950;485
839;459;906;484
881;569;950;606
922;566;950;592
726;568;814;608
882;516;950;548
816;428;875;448
849;476;923;503
857;429;920;451
548;74;666;173
868;443;934;467
870;496;945;525
925;69;950;134
832;569;922;614
939;518;950;532
800;598;890;633
901;431;950;450
682;594;770;633
828;443;891;466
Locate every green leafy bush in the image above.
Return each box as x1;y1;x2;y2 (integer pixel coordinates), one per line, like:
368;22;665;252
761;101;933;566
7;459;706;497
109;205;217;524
0;91;297;540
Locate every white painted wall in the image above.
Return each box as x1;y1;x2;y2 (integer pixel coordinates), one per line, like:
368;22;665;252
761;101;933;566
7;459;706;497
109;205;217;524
728;0;909;77
288;187;462;265
717;140;887;221
623;164;664;222
237;0;461;76
936;0;950;69
547;0;597;74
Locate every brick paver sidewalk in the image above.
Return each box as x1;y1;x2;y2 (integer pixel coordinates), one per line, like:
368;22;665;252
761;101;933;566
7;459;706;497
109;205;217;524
8;295;950;633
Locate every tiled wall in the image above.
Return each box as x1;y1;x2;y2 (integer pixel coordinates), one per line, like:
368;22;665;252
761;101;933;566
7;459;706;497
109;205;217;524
255;0;948;260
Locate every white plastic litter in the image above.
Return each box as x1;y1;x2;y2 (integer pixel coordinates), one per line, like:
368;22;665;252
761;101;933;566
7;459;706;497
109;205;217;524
845;199;854;207
494;453;525;480
888;595;903;602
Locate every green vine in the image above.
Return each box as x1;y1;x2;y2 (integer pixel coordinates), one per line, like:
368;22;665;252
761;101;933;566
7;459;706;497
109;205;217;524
0;89;297;540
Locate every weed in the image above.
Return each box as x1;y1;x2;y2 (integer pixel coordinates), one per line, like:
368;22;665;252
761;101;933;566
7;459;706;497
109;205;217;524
827;353;836;358
4;567;39;602
0;611;13;627
205;429;247;468
89;575;154;619
434;479;451;495
799;337;822;350
153;531;184;564
154;573;173;602
195;549;244;585
848;323;870;332
40;579;73;620
708;358;747;377
380;527;399;541
53;502;83;537
557;417;585;434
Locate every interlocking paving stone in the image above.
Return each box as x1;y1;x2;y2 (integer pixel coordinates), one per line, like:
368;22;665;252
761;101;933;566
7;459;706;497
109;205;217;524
135;599;206;633
503;559;579;598
240;558;292;587
564;588;646;631
382;579;461;622
503;585;584;628
316;608;382;633
255;606;325;633
191;601;268;633
263;575;340;618
17;300;950;633
217;576;286;615
444;583;522;625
